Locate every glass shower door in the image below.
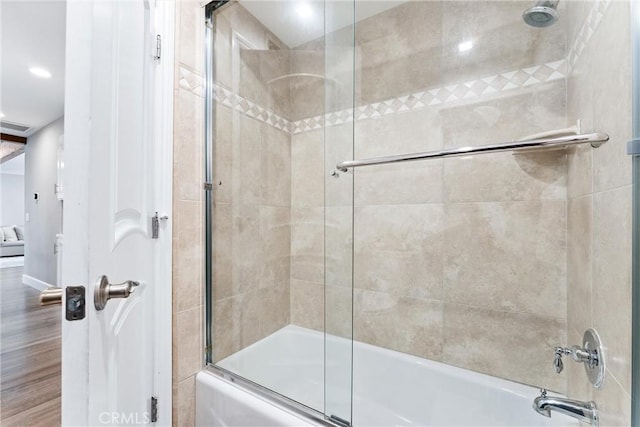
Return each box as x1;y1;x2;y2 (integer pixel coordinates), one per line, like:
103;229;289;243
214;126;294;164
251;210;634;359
323;0;355;424
204;0;356;423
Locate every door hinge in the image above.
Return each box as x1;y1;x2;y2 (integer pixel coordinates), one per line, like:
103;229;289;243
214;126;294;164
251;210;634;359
153;34;161;60
151;396;158;423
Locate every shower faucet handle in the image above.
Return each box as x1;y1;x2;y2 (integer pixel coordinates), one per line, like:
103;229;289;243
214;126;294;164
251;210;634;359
553;347;566;373
553;345;599;374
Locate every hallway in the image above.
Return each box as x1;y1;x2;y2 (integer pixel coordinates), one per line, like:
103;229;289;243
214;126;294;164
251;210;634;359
0;266;61;426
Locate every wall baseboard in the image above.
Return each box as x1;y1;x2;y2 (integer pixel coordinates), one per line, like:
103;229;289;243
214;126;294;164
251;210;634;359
22;274;53;291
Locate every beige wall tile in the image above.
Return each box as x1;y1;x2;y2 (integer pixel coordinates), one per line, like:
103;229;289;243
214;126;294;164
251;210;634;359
212;202;233;301
594;369;632;427
213;12;232;90
326;285;353;338
443;303;566;393
325;206;353;288
440;80;567;149
355;108;443;157
325;123;355;207
174;88;203;202
213;296;242;362
444;201;566;318
354;161;443;206
232;115;261;205
593;186;632;393
591;2;632;192
259;285;290;336
173;200;202;312
174;306;203;381
353;109;444;205
566;1;593;51
231;204;261;295
567;196;592;334
176;375;196;427
290;279;324;332
290;207;324;283
289;50;325;120
567;146;594;200
292;130;324;208
259;50;291;118
354;289;443;360
260;125;291;207
178;1;204;75
355;2;442;104
566;33;594;199
354;204;444;300
259;206;291;289
213;105;233;203
240;290;263;348
444;151;566;203
440;1;565;83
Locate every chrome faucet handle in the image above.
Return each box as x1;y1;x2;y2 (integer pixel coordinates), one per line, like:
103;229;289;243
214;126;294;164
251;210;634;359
554;345;599;374
553;330;606;389
554;346;569;373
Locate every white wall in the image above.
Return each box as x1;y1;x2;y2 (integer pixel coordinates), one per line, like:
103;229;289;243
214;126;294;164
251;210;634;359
0;154;25;225
24;117;63;286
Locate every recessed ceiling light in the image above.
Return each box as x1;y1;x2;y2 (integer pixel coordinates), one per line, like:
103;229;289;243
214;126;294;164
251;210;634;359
0;112;4;118
458;40;474;53
29;67;52;79
296;2;313;19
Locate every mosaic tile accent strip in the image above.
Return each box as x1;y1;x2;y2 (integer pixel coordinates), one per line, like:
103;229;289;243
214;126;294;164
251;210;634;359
567;0;611;71
180;58;567;136
212;84;292;132
179;67;292;132
179;66;204;97
291;59;567;134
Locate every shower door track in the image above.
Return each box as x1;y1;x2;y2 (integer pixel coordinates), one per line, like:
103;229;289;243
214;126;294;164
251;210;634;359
204;365;345;427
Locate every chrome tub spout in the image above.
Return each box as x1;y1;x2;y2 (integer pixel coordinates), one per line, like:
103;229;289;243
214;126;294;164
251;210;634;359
533;389;598;427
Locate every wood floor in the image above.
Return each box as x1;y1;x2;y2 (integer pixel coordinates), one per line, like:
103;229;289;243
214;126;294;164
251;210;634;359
1;266;61;426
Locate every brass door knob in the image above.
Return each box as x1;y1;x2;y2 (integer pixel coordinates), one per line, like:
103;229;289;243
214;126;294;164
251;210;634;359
40;287;63;306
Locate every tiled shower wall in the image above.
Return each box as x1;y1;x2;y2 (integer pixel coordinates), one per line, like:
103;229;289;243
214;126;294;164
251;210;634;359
565;1;632;425
172;1;204;425
292;0;569;393
172;0;633;424
210;4;292;362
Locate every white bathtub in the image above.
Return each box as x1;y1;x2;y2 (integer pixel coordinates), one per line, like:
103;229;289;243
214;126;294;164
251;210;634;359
196;325;578;426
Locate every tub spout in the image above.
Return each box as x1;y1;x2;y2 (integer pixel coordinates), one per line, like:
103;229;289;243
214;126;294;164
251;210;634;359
533;389;598;426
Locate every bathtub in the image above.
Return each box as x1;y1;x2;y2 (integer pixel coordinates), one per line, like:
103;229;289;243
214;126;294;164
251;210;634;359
196;325;578;426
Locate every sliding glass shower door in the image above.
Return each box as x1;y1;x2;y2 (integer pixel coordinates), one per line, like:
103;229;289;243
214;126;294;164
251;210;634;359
204;0;356;423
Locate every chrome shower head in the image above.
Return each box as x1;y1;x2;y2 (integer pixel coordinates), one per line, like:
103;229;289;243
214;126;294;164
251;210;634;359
523;1;559;28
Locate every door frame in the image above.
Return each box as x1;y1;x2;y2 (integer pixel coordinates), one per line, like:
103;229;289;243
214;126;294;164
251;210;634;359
62;1;174;425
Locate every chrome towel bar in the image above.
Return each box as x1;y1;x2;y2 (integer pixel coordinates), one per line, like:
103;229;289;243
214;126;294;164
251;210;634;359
335;132;609;173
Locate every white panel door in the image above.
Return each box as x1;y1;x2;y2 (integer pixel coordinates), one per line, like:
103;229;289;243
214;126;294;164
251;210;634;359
62;1;173;425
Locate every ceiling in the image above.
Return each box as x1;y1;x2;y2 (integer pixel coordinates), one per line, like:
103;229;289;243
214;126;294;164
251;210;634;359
0;1;66;136
239;0;406;48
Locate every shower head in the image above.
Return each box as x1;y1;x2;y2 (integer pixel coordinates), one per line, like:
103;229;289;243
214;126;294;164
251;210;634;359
523;1;559;28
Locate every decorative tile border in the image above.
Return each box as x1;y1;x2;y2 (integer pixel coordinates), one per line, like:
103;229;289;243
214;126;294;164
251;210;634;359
178;66;205;97
567;0;611;71
213;84;291;132
179;0;609;136
290;59;566;134
179;67;292;132
181;59;566;136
